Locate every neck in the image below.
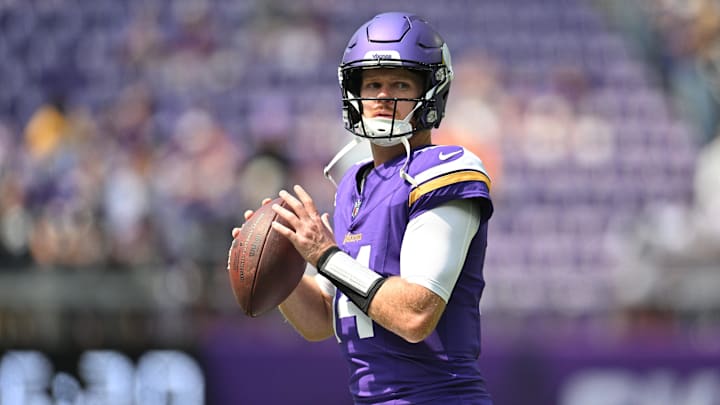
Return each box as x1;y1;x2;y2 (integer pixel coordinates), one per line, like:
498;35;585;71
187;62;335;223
370;130;432;166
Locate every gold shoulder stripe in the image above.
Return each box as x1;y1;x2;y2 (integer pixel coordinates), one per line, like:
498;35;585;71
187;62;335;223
408;170;491;206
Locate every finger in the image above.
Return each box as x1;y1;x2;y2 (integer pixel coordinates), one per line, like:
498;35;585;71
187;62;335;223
261;198;272;205
232;227;241;238
321;213;332;232
243;210;254;220
272;202;301;230
278;189;307;218
293;185;319;217
271;220;296;243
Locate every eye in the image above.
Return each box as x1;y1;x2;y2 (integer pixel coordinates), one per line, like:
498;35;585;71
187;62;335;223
395;81;413;91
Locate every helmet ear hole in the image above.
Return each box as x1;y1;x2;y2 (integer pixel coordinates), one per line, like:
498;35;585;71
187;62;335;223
426;109;438;125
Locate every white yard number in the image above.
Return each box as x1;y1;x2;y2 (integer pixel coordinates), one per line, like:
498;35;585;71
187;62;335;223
336;245;375;341
0;350;204;404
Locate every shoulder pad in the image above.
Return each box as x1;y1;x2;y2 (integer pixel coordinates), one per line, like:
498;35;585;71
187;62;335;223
410;145;491;185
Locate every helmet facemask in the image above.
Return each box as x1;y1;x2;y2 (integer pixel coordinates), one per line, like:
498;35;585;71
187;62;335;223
343;89;423;147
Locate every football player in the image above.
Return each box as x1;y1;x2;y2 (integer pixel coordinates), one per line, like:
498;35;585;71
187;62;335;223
235;12;494;404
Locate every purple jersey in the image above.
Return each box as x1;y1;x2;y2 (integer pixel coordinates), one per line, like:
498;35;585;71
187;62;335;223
332;144;493;404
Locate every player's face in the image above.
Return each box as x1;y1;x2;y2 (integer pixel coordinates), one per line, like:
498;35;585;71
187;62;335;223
360;68;424;121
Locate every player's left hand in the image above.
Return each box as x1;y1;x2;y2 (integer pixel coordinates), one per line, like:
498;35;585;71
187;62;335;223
231;198;273;239
271;185;336;267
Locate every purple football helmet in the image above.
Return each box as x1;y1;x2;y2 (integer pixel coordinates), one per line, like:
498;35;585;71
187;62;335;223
339;12;454;144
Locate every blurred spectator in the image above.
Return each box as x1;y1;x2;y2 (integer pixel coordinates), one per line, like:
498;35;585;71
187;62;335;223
121;4;164;70
520;93;574;167
103;150;156;268
570;114;615;168
169;0;216;56
24;98;68;160
105;83;156;150
0;154;33;268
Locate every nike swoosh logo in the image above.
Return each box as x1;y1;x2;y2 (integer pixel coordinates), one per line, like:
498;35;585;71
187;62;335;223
438;150;463;161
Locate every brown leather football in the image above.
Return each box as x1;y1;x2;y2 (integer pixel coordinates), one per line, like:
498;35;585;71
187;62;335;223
227;198;306;317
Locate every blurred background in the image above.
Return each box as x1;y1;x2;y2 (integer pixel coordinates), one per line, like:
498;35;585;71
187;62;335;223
1;0;719;403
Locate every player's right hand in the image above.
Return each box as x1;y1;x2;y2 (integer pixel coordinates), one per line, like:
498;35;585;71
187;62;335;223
272;185;336;268
231;198;273;239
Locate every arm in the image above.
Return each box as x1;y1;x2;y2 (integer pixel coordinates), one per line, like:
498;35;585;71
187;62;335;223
366;277;446;343
278;271;335;341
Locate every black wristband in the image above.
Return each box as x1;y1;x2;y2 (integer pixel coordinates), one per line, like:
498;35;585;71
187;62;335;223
316;246;341;270
314;246;386;314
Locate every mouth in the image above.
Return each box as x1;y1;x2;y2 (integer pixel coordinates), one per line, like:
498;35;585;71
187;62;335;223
373;112;395;119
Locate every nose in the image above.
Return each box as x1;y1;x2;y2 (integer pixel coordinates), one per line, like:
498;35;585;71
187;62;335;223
375;86;396;107
376;85;390;99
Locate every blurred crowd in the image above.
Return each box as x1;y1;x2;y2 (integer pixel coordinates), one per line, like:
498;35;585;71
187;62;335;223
0;0;718;318
0;0;342;271
594;0;720;313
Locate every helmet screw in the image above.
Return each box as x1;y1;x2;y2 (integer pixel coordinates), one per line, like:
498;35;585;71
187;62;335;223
426;110;438;123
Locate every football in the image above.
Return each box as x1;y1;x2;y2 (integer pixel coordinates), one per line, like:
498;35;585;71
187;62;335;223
227;198;306;317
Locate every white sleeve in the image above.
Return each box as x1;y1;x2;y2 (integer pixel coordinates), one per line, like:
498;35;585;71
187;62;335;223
400;199;482;303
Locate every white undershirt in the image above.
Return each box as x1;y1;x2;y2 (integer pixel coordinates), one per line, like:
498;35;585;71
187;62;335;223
315;198;481;303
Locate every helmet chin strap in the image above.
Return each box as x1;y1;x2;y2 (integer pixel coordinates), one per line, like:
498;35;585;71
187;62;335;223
399;135;418;187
